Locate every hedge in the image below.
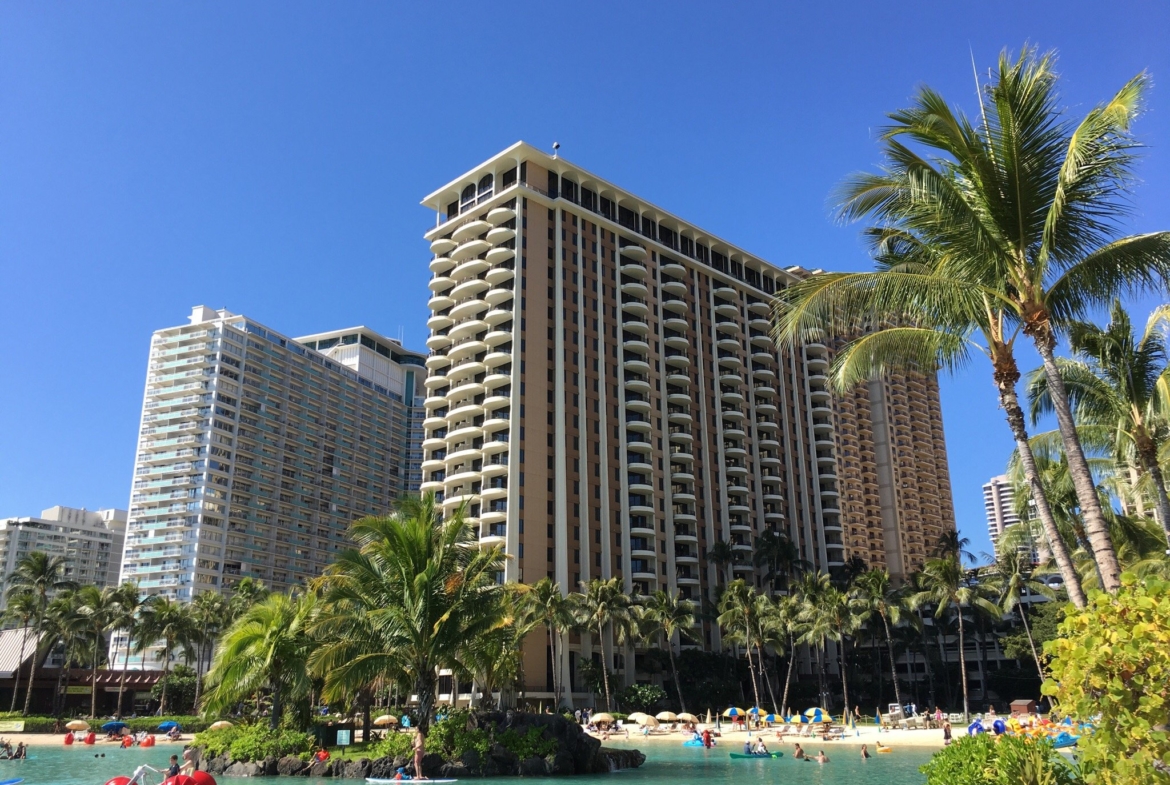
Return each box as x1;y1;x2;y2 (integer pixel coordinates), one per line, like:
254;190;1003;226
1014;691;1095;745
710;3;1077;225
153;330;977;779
0;713;214;734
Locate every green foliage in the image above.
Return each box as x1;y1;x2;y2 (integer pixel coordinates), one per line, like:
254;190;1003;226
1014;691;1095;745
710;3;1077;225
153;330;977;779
193;721;314;762
495;725;558;759
151;663;197;714
920;734;1078;785
426;710;490;760
370;731;414;760
1043;574;1170;784
0;712;211;734
1001;600;1065;661
616;683;666;713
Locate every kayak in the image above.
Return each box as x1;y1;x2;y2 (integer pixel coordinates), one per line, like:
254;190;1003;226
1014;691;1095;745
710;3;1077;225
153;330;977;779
683;739;705;747
729;752;783;759
0;778;24;785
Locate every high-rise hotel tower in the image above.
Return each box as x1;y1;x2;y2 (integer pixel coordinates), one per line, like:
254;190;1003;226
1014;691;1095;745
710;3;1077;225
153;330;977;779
419;142;955;696
118;306;424;664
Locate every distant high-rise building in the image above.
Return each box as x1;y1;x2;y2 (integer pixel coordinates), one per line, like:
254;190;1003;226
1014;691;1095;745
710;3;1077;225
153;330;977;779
418;142;956;700
0;506;127;605
984;473;1028;560
117;306;424;665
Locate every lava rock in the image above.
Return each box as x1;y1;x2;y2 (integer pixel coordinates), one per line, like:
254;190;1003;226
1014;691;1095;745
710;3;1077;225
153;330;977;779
519;755;550;776
276;756;306;776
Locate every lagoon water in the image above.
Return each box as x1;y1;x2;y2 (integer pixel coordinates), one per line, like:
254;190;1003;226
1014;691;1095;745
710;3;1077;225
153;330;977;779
1;739;931;785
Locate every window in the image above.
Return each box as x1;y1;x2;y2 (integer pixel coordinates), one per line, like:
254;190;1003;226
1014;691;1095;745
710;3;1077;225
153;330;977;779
460;184;476;214
477;174;494;203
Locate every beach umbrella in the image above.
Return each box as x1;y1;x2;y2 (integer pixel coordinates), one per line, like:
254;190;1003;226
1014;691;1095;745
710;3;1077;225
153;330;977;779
373;715;398;726
66;720;89;731
748;707;762;715
639;716;660;727
656;711;679;722
764;714;777;723
158;721;181;731
678;713;699;723
705;710;713;724
591;713;615;725
102;721;128;732
722;707;745;717
627;712;650;724
804;708;827;723
209;721;233;731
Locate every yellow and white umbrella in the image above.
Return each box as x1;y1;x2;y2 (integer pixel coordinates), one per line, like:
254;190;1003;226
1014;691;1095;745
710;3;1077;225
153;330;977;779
722;707;746;718
591;713;615;725
66;720;89;731
208;721;233;731
655;711;679;722
373;715;399;726
626;712;650;724
678;712;700;723
639;716;660;727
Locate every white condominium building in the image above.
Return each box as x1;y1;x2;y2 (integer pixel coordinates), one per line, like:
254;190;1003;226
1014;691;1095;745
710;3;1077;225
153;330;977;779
118;306;424;665
984;474;1022;557
0;506;127;606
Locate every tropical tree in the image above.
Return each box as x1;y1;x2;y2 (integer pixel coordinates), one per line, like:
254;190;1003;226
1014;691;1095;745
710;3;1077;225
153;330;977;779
708;540;734;587
5;551;77;714
798;572;863;714
571;577;636;711
110;583;144;719
203;591;317;728
521;577;575;708
911;557;1000;720
137;595;195;715
43;589;90;716
773;593;804;716
310;494;506;739
1027;301;1170;541
716;579;763;709
774;47;1170;598
188;590;229;709
226;577;270;624
851;568;905;712
639;589;696;713
752;530;809;591
75;585;118;717
984;531;1055;681
3;592;38;713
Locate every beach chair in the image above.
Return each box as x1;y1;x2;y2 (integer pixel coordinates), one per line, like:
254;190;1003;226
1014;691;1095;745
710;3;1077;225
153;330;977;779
948;713;965;724
774;724;793;738
795;724;813;738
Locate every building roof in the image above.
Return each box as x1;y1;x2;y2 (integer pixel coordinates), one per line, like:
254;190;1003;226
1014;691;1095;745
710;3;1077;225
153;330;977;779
0;627;43;678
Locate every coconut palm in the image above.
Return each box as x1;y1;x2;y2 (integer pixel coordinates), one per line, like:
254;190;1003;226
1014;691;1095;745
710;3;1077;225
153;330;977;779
752;530;810;591
798;572;863;714
571;577;636;711
3;592;37;713
639;589;697;713
772;593;804;716
310;494;506;739
110;583;144;719
43;589;91;716
775;47;1170;598
1027;301;1170;541
708;540;734;587
188;590;229;709
984;529;1055;681
5;551;77;714
851;568;905;712
75;585;118;717
521;577;575;708
911;557;1000;721
716;579;763;710
225;577;269;624
136;595;195;714
203;591;317;728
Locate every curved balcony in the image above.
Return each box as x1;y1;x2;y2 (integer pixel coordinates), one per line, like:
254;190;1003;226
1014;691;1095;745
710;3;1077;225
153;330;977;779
486;245;515;265
479;485;508;504
621;279;649;299
815;450;836;466
661;260;687;278
715;318;741;336
764;510;784;524
486;206;515;225
619;244;648;261
447;356;486;379
486;226;515;245
717;352;743;371
427;312;453;332
667;391;691;407
755;418;779;432
481;460;508;479
621;260;647;280
625;394;651;414
754;384;776;398
480;509;507;527
724;444;747;459
662;333;688;352
667;408;692;425
621;297;649;318
752;366;776;382
448;379;486;402
725;465;749;480
449;318;488;342
484;305;514;327
751;349;774;364
442;493;475;513
668;447;694;463
444;444;484;465
430;237;457;255
720;389;744;405
452;219;491;243
625;415;652;434
759;436;780;450
713;285;738;302
716;336;741;353
728;501;751;516
428;275;454;294
623;356;651;375
447;342;487;366
661;296;688;314
623;336;650;355
723;426;746;441
485;264;515;286
484;285;515;307
663;316;689;333
714;301;739;318
672;508;697;523
749;332;773;350
424;393;449;410
748;298;771;315
720;407;746;423
728;481;750;497
665;373;690;390
484;326;513;347
425;353;451;372
730;519;752;533
626;437;653;456
671;488;696;504
451;238;491;262
671;469;695;483
444;467;480;487
759;454;781;469
668;430;693;447
805;353;829;371
423;415;449;432
449;297;488;322
429;255;455;275
674;528;698;543
428;292;454;312
754;401;778;416
420;456;446;472
809;387;831;404
424;374;450;392
451;255;490;282
664;350;690;369
628;499;655;517
719;371;742;387
624;373;651;394
426;333;452;352
622;316;650;336
482;437;510;457
420;480;444;495
661;278;687;297
446;422;485;445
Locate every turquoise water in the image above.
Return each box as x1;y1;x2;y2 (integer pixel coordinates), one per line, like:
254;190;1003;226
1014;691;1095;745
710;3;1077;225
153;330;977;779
0;739;930;784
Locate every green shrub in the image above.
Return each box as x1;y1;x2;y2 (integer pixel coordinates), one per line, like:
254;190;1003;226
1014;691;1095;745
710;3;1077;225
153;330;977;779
194;722;314;762
496;725;557;759
616;684;666;713
1043;574;1170;785
0;713;211;734
370;731;414;760
920;734;1078;785
427;711;489;760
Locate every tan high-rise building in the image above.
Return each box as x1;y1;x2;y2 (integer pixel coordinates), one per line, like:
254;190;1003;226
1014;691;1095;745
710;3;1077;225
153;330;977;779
418;142;955;702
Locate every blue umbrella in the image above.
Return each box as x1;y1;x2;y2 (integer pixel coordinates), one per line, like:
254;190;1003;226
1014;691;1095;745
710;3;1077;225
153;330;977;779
101;722;128;732
158;721;180;731
748;707;762;715
764;714;777;723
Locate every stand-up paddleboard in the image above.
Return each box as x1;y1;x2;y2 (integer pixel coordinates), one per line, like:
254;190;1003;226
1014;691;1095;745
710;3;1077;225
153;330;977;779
0;777;25;784
366;779;458;784
729;752;784;759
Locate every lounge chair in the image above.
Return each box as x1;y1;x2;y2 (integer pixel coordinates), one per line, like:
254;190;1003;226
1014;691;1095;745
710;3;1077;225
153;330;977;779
774;724;793;738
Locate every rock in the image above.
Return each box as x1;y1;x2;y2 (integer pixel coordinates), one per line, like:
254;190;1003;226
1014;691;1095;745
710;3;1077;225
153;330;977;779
460;747;481;773
600;747;646;771
276;755;306;776
261;756;279;775
368;756;406;779
308;760;332;777
488;741;519;775
439;761;470;779
224;761;263;777
419;751;445;778
519;755;549;776
549;749;576;775
336;759;372;779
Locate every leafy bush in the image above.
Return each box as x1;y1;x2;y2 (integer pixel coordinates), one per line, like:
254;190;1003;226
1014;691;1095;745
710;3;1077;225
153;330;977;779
370;731;414;760
427;711;490;760
0;713;211;734
1043;574;1170;785
150;664;197;714
920;734;1078;785
617;684;666;713
194;722;314;762
496;725;558;759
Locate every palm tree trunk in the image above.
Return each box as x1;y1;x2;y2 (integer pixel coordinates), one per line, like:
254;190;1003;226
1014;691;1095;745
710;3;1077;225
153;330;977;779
667;644;687;714
743;642;761;710
837;632;850;718
116;634;131;719
598;624;612;711
547;625;558;708
817;640;828;709
57;655;71;718
159;641;171;715
956;610;970;722
90;636;100;718
932;623;951;709
22;635;39;716
1033;339;1122;592
758;645;779;715
780;637;796;717
1017;602;1044;681
1138;443;1170;543
193;640;206;710
995;368;1088;608
881;613;902;711
10;627;27;713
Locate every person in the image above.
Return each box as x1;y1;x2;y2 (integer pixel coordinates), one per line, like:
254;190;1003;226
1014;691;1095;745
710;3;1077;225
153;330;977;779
743;739;752;755
166;755;181;778
854;706;862;722
574;709;582;725
315;748;330;762
412;728;425;778
127;764;163;785
943;722;953;746
793;743;806;760
876;742;891;753
393;766;412;780
755;738;769;756
988;706;997;718
701;728;712;749
14;742;25;760
815;750;829;764
861;744;870;759
167;726;182;741
935;706;944;725
181;746;197;774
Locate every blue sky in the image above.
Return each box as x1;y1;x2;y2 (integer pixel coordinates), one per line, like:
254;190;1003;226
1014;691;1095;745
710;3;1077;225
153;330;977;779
2;1;1168;561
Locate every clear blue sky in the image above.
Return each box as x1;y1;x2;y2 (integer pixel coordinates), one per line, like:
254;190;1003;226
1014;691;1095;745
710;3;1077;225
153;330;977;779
2;1;1168;561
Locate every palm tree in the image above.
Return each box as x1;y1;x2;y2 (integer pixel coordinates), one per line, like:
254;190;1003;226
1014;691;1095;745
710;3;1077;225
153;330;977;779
5;551;77;714
984;533;1054;681
716;579;763;709
3;592;38;713
911;557;1000;721
310;494;506;739
188;591;228;709
708;540;734;587
43;589;90;716
851;568;905;712
521;577;574;708
571;577;635;711
1027;302;1170;541
110;583;143;719
774;48;1170;599
798;572;862;714
639;589;696;713
752;530;809;591
75;585;118;717
773;593;804;716
137;595;194;714
225;577;269;624
203;591;317;728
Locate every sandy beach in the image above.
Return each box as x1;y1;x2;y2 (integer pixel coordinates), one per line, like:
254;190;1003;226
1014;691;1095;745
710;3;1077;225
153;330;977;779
589;723;948;750
2;733;194;748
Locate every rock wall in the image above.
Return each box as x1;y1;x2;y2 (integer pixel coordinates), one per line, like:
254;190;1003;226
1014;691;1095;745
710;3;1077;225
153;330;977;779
190;712;645;778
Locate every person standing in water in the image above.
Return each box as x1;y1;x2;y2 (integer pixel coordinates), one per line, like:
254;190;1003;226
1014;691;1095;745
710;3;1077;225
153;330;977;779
793;743;806;759
815;750;830;763
412;729;426;778
861;744;870;759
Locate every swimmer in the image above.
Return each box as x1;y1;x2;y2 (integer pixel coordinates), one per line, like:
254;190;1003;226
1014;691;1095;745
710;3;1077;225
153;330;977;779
815;750;829;763
793;743;806;760
861;744;870;759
